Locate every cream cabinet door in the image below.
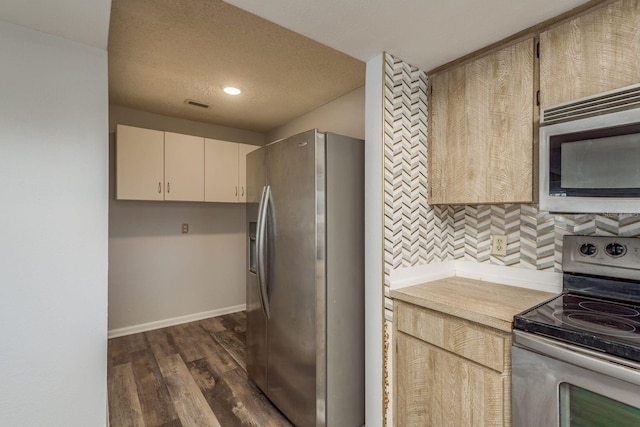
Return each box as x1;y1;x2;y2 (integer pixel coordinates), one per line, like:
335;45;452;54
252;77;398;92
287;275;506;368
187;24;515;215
540;0;640;110
204;138;239;202
116;124;164;201
164;132;204;201
238;143;259;203
429;38;535;205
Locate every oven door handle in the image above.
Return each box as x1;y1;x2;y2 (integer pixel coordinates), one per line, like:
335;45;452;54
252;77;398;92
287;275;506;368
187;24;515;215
514;331;640;386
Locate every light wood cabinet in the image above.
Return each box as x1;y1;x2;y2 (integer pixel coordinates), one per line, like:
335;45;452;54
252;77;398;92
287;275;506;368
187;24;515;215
116;125;165;201
164;132;204;202
429;38;535;205
390;278;553;427
540;0;640;110
394;300;511;427
204;139;259;203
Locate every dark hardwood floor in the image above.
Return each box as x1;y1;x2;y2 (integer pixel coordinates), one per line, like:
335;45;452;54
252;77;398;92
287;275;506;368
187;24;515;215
108;311;293;427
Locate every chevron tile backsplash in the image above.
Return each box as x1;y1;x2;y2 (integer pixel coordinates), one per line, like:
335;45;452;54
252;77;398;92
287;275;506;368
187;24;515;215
382;52;640;320
383;54;429;275
383;53;428;317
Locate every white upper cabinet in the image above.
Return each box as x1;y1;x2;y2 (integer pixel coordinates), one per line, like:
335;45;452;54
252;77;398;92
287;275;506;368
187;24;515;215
205;139;259;203
238;143;259;203
205;138;240;202
116;124;257;203
164;132;204;202
116;124;165;201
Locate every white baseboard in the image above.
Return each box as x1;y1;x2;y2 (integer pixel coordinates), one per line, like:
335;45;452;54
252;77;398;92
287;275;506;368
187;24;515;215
107;304;247;339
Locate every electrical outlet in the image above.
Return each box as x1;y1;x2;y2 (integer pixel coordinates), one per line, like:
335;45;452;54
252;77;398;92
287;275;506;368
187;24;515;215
492;235;507;256
182;224;189;234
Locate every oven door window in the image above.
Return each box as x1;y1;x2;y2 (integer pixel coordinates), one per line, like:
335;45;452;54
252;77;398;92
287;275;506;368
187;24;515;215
560;382;640;426
549;123;640;197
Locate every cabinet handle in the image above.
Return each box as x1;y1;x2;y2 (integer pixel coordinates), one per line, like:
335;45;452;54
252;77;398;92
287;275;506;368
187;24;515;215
158;182;161;193
167;182;171;193
235;186;238;196
242;186;244;196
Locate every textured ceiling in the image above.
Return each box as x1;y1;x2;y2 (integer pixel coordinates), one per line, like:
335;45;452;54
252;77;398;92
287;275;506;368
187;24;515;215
108;0;365;133
5;0;593;134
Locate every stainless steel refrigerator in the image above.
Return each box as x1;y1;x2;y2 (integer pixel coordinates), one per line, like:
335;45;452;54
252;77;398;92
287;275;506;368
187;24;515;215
246;129;364;427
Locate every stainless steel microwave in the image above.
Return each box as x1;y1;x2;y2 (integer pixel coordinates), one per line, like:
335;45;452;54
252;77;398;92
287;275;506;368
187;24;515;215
540;84;640;213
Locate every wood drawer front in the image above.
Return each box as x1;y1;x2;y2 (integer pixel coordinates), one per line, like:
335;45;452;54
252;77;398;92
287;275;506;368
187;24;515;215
396;302;506;372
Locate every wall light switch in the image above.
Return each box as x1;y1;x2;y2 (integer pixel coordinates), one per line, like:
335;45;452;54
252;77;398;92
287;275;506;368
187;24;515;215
182;224;189;234
492;235;507;256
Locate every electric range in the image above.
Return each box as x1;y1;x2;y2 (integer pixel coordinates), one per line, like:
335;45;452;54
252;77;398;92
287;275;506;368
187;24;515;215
514;235;640;360
512;235;640;427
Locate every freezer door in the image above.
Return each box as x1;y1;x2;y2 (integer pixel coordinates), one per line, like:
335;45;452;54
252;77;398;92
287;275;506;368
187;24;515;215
246;146;267;392
266;129;324;427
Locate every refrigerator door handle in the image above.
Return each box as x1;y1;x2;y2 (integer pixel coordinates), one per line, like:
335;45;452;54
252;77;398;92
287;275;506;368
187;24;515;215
256;185;271;319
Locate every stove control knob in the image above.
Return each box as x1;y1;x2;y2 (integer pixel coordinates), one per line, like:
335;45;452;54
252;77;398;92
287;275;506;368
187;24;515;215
605;242;626;257
579;243;597;256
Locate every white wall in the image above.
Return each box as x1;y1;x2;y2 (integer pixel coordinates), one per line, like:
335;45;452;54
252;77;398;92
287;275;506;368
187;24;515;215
266;85;365;142
108;107;262;333
0;21;108;427
365;54;384;427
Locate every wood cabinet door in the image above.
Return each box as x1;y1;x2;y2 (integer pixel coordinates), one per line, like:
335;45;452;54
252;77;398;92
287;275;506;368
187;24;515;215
204;138;239;202
238;143;260;203
395;332;505;427
540;0;640;110
429;38;534;204
164;132;204;201
116;124;164;200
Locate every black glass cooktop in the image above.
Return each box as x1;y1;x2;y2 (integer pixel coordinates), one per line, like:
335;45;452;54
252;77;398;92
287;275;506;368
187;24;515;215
514;293;640;363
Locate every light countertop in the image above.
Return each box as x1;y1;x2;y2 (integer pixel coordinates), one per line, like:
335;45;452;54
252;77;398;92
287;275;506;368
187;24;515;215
390;276;557;332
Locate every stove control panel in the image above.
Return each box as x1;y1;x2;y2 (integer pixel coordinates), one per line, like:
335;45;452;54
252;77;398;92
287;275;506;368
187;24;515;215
564;235;640;281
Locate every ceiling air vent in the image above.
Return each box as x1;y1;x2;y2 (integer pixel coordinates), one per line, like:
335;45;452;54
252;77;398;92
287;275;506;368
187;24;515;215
184;99;210;109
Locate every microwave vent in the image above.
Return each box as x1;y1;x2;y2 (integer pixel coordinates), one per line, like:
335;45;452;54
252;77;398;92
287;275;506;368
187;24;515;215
541;83;640;125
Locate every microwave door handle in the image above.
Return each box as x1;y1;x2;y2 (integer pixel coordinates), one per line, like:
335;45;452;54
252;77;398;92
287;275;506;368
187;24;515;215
256;185;271;319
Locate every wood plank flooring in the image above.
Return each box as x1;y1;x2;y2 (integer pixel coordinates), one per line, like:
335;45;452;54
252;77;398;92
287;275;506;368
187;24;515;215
108;312;293;427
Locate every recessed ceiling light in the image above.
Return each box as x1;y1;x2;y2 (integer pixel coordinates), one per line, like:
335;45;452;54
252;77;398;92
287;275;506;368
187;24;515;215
223;86;242;95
